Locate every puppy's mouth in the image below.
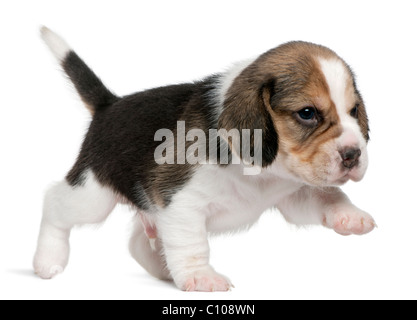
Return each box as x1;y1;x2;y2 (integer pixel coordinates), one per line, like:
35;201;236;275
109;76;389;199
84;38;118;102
333;171;355;185
329;162;366;186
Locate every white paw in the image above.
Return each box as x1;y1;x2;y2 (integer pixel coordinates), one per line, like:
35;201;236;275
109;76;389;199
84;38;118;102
178;267;233;292
34;264;65;279
33;240;69;279
324;206;376;236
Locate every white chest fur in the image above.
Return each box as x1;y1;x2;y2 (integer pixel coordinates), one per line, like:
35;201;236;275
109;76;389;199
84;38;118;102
166;164;302;234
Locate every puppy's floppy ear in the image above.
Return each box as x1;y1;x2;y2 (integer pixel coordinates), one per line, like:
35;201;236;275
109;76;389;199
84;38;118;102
218;77;278;167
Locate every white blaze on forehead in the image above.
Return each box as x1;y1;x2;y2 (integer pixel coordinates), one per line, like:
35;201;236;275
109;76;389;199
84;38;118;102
318;57;368;182
319;58;364;149
319;58;350;115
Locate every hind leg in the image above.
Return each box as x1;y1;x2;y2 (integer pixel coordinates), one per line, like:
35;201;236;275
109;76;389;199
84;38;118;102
33;171;117;279
129;214;171;281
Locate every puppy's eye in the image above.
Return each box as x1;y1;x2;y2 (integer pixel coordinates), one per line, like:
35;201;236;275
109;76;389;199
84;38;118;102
350;104;359;119
295;107;319;126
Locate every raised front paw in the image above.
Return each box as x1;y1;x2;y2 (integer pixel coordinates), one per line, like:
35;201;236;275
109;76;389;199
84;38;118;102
323;206;376;236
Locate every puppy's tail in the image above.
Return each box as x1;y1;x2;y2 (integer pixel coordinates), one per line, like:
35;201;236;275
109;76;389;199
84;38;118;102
40;26;119;114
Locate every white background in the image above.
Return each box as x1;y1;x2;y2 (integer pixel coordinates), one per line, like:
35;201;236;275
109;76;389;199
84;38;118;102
1;0;417;300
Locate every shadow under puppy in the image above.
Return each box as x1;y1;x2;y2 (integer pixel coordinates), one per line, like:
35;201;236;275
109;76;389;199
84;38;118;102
34;27;376;291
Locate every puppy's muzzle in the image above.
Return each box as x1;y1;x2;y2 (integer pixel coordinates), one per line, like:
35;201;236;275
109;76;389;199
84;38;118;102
339;147;361;169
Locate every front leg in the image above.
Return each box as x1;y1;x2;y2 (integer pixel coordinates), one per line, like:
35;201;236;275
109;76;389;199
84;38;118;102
157;206;232;292
277;186;376;235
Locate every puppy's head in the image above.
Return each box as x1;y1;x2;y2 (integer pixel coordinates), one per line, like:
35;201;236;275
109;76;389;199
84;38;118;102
219;41;369;186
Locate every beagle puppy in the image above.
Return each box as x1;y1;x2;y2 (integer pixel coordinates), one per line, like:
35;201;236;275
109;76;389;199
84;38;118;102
34;27;376;291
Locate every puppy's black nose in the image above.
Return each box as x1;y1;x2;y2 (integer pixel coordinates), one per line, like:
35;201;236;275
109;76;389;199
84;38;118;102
340;148;361;169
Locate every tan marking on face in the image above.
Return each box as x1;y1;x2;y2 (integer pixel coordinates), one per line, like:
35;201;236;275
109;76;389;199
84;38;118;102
221;41;368;185
262;43;365;185
261;45;344;172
